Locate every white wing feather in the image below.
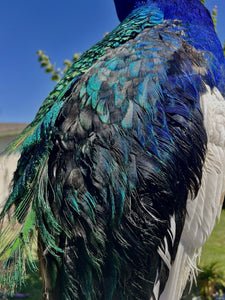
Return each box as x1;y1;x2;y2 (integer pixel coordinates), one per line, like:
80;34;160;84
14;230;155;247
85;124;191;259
160;85;225;300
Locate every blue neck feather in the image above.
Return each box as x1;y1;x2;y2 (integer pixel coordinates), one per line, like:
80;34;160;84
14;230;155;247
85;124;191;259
114;0;211;24
114;0;225;92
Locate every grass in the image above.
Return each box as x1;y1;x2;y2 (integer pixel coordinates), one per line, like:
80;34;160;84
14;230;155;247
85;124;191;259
182;209;225;299
200;209;225;271
9;270;42;300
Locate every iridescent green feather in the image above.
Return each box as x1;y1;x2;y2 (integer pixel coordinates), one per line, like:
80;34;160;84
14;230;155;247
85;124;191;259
0;5;164;294
0;101;64;291
0;209;37;292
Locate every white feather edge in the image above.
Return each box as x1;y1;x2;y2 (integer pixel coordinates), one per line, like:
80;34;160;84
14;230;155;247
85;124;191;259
159;85;225;300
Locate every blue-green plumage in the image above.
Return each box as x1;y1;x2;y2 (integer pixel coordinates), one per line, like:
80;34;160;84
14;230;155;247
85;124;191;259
0;0;225;299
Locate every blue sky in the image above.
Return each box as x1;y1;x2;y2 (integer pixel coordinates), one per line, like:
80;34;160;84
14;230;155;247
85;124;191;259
0;0;225;123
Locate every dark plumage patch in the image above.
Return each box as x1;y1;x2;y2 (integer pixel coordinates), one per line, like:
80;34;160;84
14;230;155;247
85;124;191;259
42;22;210;299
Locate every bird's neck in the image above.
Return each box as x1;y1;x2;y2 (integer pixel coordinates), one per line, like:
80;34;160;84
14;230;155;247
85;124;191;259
114;0;212;27
113;0;225;93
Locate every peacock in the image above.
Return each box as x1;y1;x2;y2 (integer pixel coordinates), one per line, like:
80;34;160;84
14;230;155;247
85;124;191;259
0;0;225;299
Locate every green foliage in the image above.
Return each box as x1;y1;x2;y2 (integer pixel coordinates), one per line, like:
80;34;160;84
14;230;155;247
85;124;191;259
197;262;225;299
200;210;225;269
7;265;42;300
211;6;218;30
182;211;225;299
199;0;217;30
36;50;80;82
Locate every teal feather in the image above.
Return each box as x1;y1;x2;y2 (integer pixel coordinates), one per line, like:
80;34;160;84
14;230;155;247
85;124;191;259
91;92;99;109
1;101;63;217
0;101;65;292
121;100;134;128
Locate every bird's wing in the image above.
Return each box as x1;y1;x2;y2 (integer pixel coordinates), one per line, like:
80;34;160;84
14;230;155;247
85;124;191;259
0;5;166;294
43;26;209;298
160;85;225;300
36;23;214;299
0;4;221;299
